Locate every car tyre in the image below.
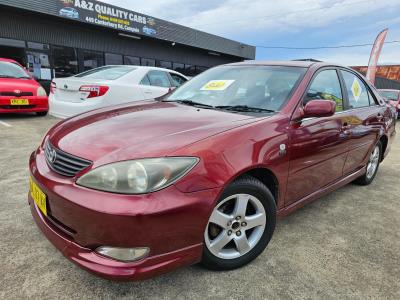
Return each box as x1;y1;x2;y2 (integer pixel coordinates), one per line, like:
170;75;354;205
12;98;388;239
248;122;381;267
354;141;382;186
202;175;276;270
36;111;48;117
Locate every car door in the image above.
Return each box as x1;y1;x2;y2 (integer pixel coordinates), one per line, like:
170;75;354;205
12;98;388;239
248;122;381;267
285;68;352;206
139;70;171;99
339;69;384;175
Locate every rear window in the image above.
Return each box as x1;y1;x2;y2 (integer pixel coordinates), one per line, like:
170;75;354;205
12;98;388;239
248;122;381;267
74;66;135;80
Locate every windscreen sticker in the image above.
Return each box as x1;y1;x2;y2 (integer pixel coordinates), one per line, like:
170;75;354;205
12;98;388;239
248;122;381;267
201;80;235;91
351;78;362;101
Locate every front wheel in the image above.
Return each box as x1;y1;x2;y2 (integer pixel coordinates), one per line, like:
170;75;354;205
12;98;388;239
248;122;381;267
202;176;276;270
354;141;382;186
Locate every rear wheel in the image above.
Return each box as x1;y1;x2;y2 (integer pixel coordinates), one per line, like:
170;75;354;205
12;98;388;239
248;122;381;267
36;111;48;117
202;176;276;270
354;141;381;185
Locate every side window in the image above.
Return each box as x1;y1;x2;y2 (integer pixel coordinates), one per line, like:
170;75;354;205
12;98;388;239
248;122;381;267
304;69;344;112
140;75;151;86
341;70;370;108
170;73;187;87
147;70;171;88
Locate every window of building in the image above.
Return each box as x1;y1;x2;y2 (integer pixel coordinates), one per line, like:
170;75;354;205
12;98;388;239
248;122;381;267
184;64;197;76
147;70;171;87
27;42;50;51
157;60;172;69
141;58;155;67
341;70;370;108
304;69;344;112
124;56;140;66
173;63;185;74
105;53;123;65
81;49;104;71
52;45;78;78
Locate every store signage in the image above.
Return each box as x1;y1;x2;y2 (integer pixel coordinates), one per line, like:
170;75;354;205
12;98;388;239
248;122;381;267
56;0;158;37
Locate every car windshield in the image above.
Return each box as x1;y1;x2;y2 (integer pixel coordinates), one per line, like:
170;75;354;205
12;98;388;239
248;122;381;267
380;90;399;101
74;66;136;80
0;61;30;79
166;65;306;112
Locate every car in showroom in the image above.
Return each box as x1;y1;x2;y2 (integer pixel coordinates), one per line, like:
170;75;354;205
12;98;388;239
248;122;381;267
29;61;396;281
0;58;48;116
49;65;188;119
378;89;400;118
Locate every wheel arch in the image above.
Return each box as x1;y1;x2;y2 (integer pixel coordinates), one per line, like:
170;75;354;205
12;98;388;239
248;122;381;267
233;167;280;204
379;134;388;162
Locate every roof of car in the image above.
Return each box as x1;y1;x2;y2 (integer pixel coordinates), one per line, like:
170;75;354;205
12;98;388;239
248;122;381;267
226;60;345;68
104;65;188;77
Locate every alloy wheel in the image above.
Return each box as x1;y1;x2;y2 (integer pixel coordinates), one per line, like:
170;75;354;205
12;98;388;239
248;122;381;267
204;194;266;260
366;145;380;179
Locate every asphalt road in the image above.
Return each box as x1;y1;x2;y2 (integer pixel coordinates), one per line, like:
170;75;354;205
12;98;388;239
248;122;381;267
0;114;399;300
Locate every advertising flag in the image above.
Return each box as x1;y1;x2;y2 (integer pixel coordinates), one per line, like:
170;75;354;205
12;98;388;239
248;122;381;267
366;28;389;85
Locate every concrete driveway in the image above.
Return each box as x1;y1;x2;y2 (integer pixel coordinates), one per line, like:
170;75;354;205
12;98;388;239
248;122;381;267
0;114;399;299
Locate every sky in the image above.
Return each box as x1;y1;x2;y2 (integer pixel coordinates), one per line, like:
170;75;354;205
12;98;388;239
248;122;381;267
103;0;400;66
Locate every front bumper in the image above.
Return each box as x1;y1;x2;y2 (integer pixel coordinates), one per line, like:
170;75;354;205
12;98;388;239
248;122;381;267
29;149;221;280
0;96;48;113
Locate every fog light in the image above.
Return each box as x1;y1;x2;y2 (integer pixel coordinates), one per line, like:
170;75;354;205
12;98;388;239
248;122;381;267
95;246;149;262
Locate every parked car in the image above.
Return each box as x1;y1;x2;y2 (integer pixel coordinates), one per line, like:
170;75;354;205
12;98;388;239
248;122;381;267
0;58;48;116
59;7;79;19
378;89;400;118
29;61;395;281
49;65;188;118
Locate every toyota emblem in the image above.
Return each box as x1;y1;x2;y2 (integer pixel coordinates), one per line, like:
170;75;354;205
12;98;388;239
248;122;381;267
48;148;57;163
14;89;21;94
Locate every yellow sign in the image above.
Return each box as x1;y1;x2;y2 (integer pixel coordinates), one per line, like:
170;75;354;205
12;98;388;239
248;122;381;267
351;78;362;101
201;80;235;91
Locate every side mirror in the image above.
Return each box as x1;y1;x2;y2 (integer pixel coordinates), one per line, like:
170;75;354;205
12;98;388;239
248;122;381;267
303;99;336;118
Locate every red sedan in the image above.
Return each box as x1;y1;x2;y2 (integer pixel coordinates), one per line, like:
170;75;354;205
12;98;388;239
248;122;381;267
0;58;48;115
29;61;396;280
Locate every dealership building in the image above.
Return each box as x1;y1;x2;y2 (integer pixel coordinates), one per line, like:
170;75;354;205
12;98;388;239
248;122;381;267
0;0;255;90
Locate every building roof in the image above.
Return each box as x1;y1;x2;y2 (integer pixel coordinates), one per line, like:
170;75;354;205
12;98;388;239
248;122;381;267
0;0;255;60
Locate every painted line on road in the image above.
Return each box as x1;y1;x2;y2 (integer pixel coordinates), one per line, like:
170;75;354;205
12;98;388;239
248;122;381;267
0;120;11;127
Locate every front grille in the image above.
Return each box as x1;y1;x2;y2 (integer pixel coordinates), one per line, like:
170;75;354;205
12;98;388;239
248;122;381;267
0;91;33;96
0;105;35;109
45;141;92;177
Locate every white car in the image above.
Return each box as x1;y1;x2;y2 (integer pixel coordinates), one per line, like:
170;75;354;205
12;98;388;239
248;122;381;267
49;65;188;119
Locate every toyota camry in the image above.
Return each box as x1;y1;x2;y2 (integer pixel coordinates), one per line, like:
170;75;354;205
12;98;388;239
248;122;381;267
29;61;396;280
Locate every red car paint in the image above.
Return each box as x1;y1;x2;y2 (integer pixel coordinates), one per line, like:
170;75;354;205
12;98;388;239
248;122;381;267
29;61;396;280
0;58;48;114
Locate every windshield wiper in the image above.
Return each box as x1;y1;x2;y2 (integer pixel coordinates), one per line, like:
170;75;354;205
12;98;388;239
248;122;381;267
166;99;215;109
0;75;15;78
215;105;275;113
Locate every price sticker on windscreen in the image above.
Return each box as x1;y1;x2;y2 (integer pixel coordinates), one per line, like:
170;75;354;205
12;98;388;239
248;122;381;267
201;80;235;91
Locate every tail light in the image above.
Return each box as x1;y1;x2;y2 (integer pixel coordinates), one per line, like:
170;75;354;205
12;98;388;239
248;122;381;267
79;85;109;98
50;81;56;94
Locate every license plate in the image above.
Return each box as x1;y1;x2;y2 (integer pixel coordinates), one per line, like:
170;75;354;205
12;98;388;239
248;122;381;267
30;177;47;216
10;99;29;105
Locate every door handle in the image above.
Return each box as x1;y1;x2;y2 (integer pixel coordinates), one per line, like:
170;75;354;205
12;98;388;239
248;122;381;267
377;114;383;121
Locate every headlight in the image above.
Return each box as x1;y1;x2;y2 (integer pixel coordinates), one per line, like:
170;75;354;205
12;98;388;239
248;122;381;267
76;157;199;194
37;86;47;97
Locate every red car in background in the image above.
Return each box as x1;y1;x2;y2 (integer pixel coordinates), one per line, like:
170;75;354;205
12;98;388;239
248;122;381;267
29;61;396;281
378;89;400;118
0;58;48;116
